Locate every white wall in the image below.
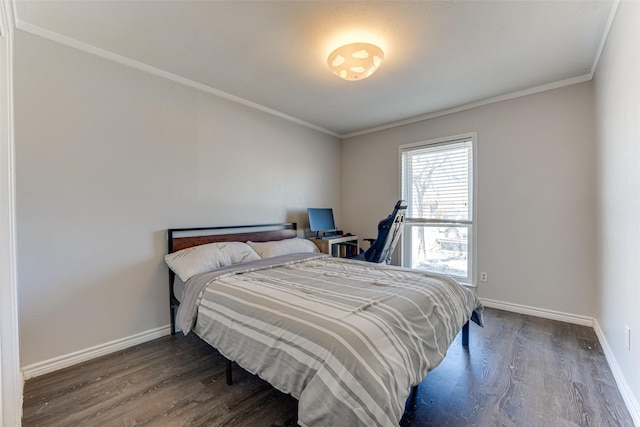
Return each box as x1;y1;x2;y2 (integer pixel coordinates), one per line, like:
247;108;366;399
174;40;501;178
342;82;597;318
14;30;341;368
593;0;640;419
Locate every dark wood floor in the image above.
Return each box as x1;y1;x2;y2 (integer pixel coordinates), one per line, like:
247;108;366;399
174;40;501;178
22;308;634;426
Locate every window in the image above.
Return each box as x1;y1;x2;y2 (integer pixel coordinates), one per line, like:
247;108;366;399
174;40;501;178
400;133;476;283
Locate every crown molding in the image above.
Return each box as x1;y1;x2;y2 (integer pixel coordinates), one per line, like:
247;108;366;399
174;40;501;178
341;73;593;139
14;19;340;138
589;0;621;80
341;0;620;139
13;1;619;141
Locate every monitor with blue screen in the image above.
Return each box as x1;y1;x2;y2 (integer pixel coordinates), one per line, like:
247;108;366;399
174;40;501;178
307;208;338;238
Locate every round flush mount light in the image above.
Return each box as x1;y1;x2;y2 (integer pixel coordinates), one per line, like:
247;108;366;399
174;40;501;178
327;42;384;81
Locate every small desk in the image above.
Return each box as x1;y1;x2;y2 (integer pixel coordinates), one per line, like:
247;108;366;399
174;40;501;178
309;235;359;258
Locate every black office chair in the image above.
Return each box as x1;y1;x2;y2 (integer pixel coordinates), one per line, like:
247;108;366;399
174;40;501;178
347;200;408;264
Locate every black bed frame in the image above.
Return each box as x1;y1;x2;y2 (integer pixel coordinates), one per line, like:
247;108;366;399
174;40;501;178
167;223;299;385
166;222;470;391
167;222;298;336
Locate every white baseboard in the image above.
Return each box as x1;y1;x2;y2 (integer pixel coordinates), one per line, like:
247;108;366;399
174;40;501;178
480;297;594;326
593;319;640;427
22;324;172;380
18;302;640;426
481;297;638;426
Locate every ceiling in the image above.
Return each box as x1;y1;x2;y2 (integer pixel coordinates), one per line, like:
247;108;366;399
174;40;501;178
14;1;616;137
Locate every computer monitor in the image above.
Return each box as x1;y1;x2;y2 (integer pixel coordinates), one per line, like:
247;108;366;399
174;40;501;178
307;208;337;238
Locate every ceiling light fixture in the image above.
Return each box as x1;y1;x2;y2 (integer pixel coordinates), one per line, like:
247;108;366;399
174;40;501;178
327;42;384;81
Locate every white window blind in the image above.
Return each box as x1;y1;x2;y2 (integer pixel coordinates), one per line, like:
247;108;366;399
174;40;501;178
402;139;473;222
400;135;475;282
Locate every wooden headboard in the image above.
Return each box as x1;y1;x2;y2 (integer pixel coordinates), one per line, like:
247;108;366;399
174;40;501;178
166;223;297;334
168;222;298;253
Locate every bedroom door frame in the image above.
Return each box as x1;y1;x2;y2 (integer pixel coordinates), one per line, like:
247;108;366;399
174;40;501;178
0;1;23;425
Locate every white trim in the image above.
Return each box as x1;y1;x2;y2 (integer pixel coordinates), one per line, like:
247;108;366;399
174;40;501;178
13;5;616;141
590;0;621;79
343;75;591;138
0;0;22;424
343;0;619;139
14;20;339;138
399;132;478;285
482;298;639;424
22;325;172;380
480;297;594;327
593;319;640;427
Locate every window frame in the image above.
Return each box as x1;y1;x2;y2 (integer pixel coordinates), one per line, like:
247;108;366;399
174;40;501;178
398;132;478;285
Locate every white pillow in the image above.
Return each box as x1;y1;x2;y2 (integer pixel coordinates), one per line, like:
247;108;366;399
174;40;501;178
247;238;319;259
215;241;261;265
165;241;260;282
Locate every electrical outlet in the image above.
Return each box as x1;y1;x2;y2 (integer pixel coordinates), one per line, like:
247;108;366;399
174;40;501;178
626;326;631;352
480;272;488;282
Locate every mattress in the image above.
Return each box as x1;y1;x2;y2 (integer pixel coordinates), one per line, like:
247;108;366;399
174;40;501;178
177;253;483;427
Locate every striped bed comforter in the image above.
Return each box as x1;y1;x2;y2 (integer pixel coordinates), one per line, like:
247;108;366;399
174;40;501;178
177;253;483;427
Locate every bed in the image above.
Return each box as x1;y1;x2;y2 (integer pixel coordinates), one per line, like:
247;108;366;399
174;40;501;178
166;223;483;427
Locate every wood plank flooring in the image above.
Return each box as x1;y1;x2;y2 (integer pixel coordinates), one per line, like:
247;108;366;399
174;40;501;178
22;308;634;426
